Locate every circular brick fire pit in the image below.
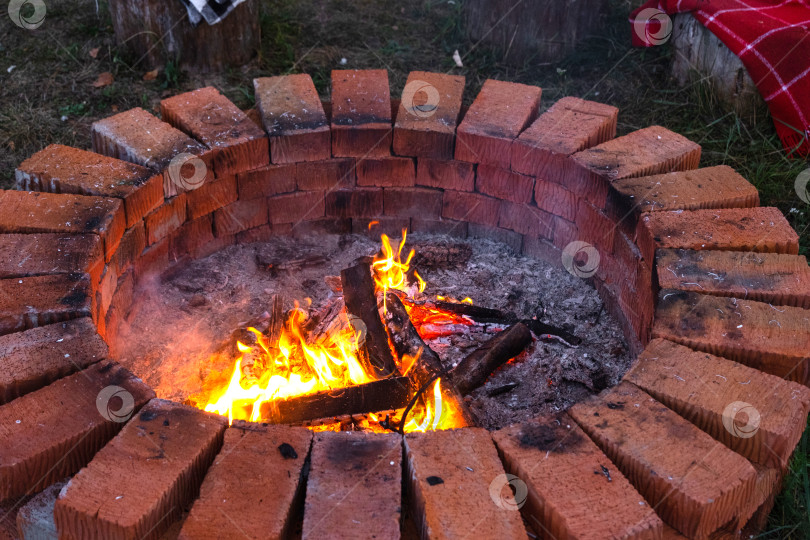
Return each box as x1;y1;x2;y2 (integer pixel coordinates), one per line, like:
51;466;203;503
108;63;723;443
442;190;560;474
1;69;809;540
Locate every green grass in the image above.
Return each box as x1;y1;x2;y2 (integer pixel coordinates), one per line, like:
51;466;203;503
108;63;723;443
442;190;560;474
0;0;808;535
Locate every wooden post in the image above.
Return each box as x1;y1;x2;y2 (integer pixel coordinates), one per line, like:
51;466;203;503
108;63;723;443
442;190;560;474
107;0;260;72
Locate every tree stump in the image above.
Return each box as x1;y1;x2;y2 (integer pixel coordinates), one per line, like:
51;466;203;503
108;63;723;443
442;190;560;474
107;0;260;72
463;0;609;65
670;14;765;122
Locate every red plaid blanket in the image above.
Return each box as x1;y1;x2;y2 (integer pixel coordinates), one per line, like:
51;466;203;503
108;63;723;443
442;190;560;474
630;0;810;158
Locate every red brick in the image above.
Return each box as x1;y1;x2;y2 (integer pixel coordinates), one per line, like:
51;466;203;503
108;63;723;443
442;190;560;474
303;431;401;539
637;206;800;263
179;424;312;540
296;158;355;191
143;194;187;245
331;69;392;157
493;414;664;539
534;179;578;221
91;107;213;198
54;399;226;540
551;216;579;251
416;157;474;191
186;174;238;219
0;190;125;264
610;165;759;219
618;260;655;344
404;428;526;539
235;224;274;244
567;125;702;207
160;86;270;176
0;361;154;501
653;289;810;385
170;214;215;262
570;382;758;539
266;191;326;225
0;233;103;286
0;318;107;405
455;79;541;168
214;197;268;236
111;222;146;277
0;274;92;336
16;144;162;228
97;265;120;322
626;338;810;469
475;164;534;203
410;218;468;237
468;223;523;252
290;218;351;237
237;163;296;199
254;74;330;163
511;96;618;176
394;71;465;159
442;190;500;227
383;187;442;219
352;217;411;238
101;270;134;348
325;189;383;218
357;156;415;187
133;238;168;284
576;199;616;253
193;231;235;260
657;249;810;309
498;201;553;239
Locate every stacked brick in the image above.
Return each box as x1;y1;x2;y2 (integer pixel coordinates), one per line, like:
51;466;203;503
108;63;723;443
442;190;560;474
0;69;806;539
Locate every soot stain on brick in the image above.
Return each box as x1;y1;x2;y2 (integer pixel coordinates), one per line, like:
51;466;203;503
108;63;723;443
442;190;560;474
325;436;391;469
518;420;583;452
59;287;88;308
84;215;102;231
426;476;444;486
140;410;158;422
278;442;298;460
606;401;625;410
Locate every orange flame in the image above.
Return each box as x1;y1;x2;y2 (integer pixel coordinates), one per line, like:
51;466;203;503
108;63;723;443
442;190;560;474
200;229;470;433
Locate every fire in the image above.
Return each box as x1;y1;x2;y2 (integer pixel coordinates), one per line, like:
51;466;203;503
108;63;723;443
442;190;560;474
204;305;372;424
201;229;470;433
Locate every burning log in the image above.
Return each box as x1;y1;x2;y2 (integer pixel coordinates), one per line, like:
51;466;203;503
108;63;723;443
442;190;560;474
341;262;399;379
432;300;515;324
408;241;473;269
305;297;346;346
450;323;532;395
259;376;411;425
382;292;476;428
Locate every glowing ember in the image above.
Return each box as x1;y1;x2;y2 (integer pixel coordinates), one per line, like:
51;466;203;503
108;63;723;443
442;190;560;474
201;229;472;433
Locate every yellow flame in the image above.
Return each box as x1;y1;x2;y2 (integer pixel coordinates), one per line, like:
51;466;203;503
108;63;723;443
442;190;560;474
403;378;445;433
